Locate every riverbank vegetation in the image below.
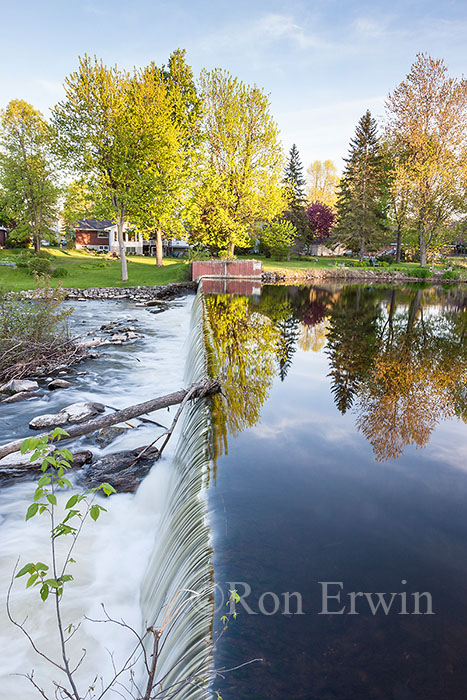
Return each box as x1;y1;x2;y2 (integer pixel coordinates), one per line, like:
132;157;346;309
2;52;467;281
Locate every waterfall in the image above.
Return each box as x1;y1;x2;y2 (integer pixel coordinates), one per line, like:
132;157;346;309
140;289;214;698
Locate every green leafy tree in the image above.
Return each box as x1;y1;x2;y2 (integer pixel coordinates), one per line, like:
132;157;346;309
193;69;285;254
61;179;97;240
0;100;59;253
385;53;467;266
335;110;389;260
260;219;296;260
53;55;179;280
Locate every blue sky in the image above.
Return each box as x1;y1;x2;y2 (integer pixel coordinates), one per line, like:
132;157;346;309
1;0;466;172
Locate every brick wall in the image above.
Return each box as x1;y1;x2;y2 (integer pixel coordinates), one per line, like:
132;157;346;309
75;230;109;246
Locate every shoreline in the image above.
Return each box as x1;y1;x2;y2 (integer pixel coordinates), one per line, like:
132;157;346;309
261;267;466;285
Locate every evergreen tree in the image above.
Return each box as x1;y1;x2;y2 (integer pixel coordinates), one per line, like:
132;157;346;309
335;110;389;260
276;315;300;382
282;143;310;244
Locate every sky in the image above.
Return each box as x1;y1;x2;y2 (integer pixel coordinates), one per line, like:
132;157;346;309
1;0;466;173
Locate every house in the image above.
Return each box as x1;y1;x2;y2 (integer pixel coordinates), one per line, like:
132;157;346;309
0;226;9;247
74;219;143;255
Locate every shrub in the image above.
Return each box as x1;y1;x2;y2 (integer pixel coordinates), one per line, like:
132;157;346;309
442;269;460;280
28;257;52;275
37;249;53;259
260;220;296;261
377;253;394;264
408;267;431;279
350;260;370;267
218;249;236;260
51;265;69;278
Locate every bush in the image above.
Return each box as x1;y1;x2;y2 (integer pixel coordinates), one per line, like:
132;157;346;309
442;269;460;280
260;220;296;261
218;249;236;260
0;279;72;381
408;267;431;279
28;257;52;275
37;249;53;259
51;265;69;278
350;260;370;267
377;253;394;264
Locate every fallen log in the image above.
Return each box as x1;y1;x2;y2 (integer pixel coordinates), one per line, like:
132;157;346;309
0;378;220;460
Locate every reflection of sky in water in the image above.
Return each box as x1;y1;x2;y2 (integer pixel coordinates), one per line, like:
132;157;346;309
209;285;467;700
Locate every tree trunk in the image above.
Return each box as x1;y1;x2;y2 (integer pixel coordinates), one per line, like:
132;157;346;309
155;228;163;268
229;240;235;256
419;221;427;267
0;379;221;460
359;237;365;262
395;224;402;263
117;212;128;282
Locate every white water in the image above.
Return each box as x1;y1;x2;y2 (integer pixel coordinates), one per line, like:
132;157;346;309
0;294;212;699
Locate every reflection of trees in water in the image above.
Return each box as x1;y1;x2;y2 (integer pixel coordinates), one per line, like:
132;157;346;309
204;285;466;469
326;286;467;461
355;289;467;461
204;294;280;467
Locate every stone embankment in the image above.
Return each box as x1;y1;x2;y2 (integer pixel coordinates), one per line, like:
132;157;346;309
261;267;463;285
17;281;196;302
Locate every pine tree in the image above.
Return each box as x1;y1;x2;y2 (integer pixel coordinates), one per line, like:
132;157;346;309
335;110;389;260
282;143;310;244
276;316;300;382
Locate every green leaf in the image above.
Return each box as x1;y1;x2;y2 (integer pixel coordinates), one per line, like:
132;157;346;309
16;563;33;578
102;482;116;497
26;573;39;588
47;494;57;506
65;494;79;509
38;476;51;487
40;584;49;601
33;488;44;501
35;562;49;571
44;578;60;589
20;440;29;455
60;448;73;461
90;505;100;521
26;503;39;521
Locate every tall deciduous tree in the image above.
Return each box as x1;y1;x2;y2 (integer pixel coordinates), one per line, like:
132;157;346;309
385;54;467;266
306;201;336;245
306;159;338;207
194;69;285;255
53;55;178;280
335;110;389;260
0;100;58;253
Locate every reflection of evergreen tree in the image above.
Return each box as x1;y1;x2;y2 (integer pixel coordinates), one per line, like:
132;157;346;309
326;288;381;413
276;316;300;382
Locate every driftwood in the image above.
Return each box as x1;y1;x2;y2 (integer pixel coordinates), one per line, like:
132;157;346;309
0;378;220;460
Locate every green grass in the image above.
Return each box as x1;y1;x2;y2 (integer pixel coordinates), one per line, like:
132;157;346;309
0;248;188;291
259;255;467;279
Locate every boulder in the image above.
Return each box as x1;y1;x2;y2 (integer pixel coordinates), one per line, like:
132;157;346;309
94;425;128;448
29;401;105;430
81;445;160;493
0;379;39;394
1;391;38;404
48;379;72;390
0;449;93;485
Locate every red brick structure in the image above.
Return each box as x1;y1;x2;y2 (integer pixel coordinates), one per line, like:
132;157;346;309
74;219;112;251
191;259;262;282
0;227;9;247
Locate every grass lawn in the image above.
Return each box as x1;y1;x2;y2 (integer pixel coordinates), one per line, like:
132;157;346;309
0;248;189;292
260;255;467;278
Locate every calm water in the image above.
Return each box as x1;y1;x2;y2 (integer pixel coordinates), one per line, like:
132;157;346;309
205;284;467;700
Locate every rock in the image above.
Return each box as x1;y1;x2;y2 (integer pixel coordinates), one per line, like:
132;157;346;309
111;333;127;342
94;425;128;448
0;379;39;394
48;379;72;390
64;401;105;423
80;338;102;348
81;445;160;493
0;449;93;485
29;401;105;429
1;391;38;404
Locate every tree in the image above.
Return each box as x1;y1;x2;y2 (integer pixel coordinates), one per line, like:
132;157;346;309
0;100;58;253
133;50;203;267
260;219;296;260
282;144;309;244
306;201;336;245
306;159;338;206
193;69;285;255
383;143;411;262
335;110;389;260
385;53;467;266
61;179;97;238
53;55;178;281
